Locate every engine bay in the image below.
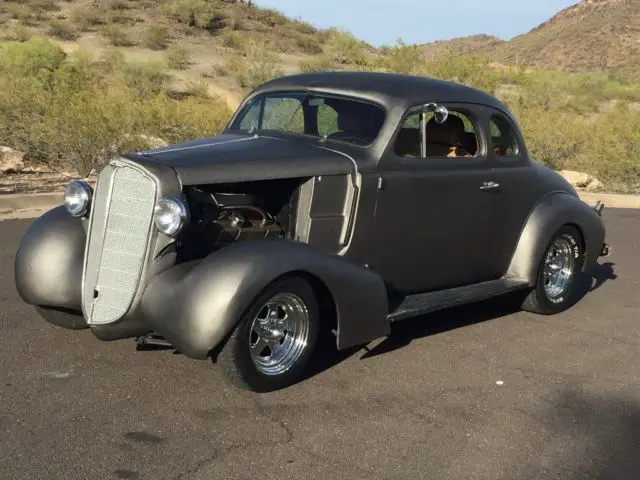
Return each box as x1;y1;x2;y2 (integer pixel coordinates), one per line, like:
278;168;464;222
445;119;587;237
175;179;303;262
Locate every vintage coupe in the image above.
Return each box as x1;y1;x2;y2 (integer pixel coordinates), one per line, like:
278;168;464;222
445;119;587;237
15;72;611;392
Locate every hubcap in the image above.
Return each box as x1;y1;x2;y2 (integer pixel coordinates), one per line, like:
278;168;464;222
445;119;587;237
249;292;310;376
543;237;576;299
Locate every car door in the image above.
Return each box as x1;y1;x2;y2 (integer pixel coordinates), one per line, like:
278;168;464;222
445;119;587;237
480;107;548;276
370;102;502;294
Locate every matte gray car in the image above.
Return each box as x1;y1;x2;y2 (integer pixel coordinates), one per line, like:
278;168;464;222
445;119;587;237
14;72;611;392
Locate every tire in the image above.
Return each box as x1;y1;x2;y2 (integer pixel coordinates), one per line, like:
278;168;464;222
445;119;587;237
521;225;585;315
34;305;88;330
216;276;320;392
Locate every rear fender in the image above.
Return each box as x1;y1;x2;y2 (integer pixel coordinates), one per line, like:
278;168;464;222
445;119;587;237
506;192;606;284
141;239;390;359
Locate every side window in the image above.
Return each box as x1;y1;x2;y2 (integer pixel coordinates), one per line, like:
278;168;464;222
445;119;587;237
394;108;479;159
262;97;304;133
489;114;519;157
317;103;339;136
237;101;261;130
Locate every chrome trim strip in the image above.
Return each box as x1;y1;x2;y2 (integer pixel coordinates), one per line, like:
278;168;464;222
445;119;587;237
138;136;257;155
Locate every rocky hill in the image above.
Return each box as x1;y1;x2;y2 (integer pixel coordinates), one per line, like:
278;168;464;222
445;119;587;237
419;34;504;61
418;0;640;76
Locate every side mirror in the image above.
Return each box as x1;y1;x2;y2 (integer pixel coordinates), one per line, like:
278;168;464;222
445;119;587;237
424;102;449;124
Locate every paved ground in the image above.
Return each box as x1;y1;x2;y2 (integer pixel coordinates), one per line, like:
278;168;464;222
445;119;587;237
0;209;638;480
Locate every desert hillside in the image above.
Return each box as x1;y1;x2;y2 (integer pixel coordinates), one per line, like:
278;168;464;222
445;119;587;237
418;0;640;78
0;0;639;194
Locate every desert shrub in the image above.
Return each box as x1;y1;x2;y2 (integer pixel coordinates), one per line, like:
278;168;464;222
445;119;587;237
0;36;66;77
379;39;423;74
122;61;170;96
224;42;282;90
221;30;244;50
47;20;78;40
165;45;191;69
143;25;170;50
163;0;222;29
293;34;323;55
298;56;334;73
70;5;105;30
103;0;130;10
29;0;59;11
0;38;232;176
323;28;371;66
0;25;35;42
101;24;134;46
7;4;36;24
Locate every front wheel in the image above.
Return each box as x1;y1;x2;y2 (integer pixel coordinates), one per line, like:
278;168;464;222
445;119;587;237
216;276;320;392
521;225;585;315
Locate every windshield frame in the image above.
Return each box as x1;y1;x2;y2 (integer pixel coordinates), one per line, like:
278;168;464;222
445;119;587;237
226;90;388;148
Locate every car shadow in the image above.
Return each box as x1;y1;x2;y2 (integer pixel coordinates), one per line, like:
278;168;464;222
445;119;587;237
302;260;618;381
500;385;640;479
135;261;617;385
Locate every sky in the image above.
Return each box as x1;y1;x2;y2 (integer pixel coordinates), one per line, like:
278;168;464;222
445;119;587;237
254;0;579;47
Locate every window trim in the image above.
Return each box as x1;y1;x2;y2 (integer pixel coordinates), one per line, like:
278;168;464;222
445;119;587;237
486;110;525;163
388;102;488;167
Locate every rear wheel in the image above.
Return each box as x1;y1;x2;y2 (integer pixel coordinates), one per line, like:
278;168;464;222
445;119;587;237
216;276;319;392
521;225;585;315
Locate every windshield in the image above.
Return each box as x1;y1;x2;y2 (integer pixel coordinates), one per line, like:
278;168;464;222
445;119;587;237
228;91;386;147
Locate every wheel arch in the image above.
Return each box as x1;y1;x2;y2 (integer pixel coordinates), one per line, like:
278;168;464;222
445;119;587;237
141;239;390;359
505;192;605;285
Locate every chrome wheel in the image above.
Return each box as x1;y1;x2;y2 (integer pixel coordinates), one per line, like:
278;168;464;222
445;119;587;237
249;292;310;376
543;237;575;299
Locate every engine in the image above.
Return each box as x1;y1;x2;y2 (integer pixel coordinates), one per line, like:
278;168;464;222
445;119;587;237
175;184;292;262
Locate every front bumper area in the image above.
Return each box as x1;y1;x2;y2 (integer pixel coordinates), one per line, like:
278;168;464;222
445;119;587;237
15;205;154;340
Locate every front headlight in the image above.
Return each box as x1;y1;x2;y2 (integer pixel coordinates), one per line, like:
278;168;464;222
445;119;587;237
64;180;92;217
154;197;189;236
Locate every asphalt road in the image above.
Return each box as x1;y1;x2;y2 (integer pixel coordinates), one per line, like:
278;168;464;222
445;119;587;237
0;208;638;480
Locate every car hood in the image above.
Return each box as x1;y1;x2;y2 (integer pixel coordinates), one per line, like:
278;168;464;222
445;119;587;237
127;133;356;185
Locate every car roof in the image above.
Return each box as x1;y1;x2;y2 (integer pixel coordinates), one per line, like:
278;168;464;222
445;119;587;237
251;71;512;116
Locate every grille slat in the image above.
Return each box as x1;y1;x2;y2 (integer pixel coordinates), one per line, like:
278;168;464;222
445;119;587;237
83;164;156;325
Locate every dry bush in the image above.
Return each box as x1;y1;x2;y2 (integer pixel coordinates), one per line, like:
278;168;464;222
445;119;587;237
0;25;35;42
165;44;191;69
143;25;170;50
323;28;371;66
224;41;282;90
163;0;221;29
47;20;78;40
70;5;105;31
101;24;134;46
299;56;334;73
378;39;423;74
0;38;232;176
6;4;36;24
221;30;244;50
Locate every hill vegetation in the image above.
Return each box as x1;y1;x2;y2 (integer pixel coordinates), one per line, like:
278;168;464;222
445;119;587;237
0;0;639;192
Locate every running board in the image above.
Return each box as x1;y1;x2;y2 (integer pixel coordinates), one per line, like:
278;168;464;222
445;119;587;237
387;279;529;323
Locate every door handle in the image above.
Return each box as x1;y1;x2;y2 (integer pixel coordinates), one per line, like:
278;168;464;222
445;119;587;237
480;181;500;191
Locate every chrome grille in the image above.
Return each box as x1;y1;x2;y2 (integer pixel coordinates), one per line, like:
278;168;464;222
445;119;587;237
83;163;157;325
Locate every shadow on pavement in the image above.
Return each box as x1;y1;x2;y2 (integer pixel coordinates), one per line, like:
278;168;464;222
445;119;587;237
359;260;617;361
500;385;640;480
135;262;618;384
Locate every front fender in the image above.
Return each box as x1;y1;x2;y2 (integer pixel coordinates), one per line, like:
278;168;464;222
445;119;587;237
14;206;87;316
141;239;390;359
506;192;606;284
